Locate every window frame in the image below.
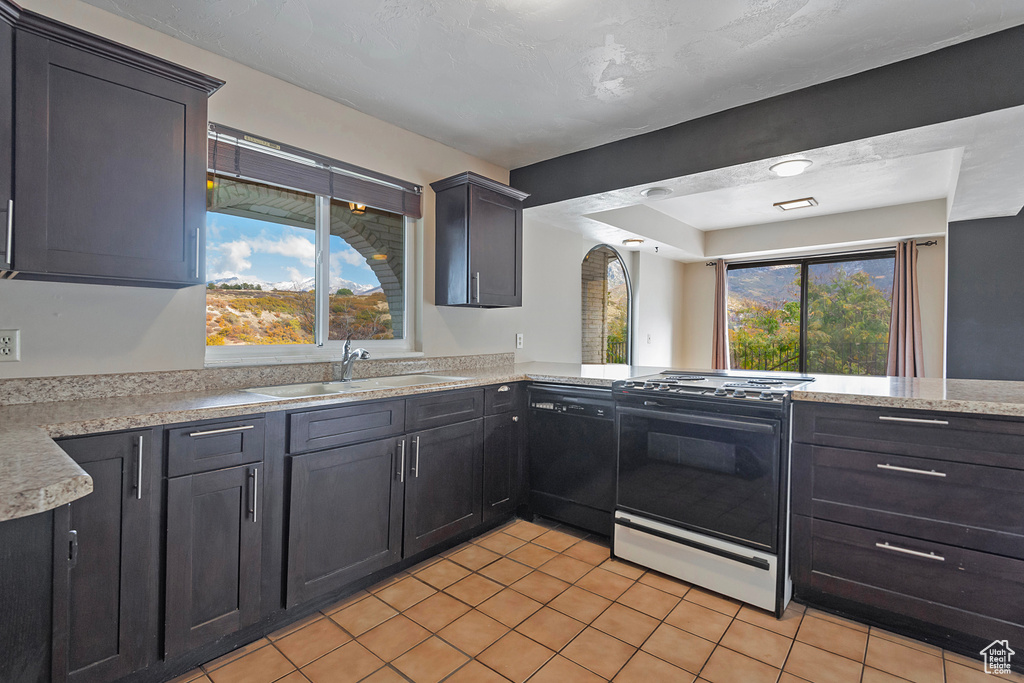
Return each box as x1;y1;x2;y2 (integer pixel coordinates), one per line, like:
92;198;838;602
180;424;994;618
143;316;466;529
726;249;895;374
203;174;416;367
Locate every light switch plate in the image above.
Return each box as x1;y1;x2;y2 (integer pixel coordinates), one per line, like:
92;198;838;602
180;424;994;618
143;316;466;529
0;329;20;361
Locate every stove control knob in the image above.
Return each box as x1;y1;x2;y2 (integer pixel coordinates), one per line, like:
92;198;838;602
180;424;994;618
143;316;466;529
759;391;775;401
713;388;729;396
657;385;670;391
623;381;635;388
733;389;747;398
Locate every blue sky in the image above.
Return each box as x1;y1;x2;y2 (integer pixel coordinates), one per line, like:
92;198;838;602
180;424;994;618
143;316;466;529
206;212;378;287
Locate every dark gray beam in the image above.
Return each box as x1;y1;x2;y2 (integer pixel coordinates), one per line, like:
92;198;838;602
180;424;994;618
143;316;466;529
510;24;1024;208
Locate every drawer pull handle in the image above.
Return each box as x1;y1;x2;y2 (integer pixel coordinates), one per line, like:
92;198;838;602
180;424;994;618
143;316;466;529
188;424;255;438
875;542;945;561
498;385;510;392
878;416;949;426
877;463;947;478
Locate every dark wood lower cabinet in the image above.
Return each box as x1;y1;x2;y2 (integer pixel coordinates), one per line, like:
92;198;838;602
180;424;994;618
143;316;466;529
404;419;483;556
51;430;161;683
482;412;517;523
286;438;404;607
165;463;262;657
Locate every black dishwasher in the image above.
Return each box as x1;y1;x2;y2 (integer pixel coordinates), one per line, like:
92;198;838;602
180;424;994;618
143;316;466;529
527;384;615;536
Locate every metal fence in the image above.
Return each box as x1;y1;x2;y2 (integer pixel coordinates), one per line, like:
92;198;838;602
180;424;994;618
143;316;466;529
730;340;889;376
606;340;627;364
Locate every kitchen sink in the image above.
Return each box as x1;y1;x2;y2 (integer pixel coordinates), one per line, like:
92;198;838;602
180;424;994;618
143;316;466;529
240;374;471;399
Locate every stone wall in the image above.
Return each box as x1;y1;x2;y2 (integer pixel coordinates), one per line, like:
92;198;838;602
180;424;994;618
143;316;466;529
581;248;611;364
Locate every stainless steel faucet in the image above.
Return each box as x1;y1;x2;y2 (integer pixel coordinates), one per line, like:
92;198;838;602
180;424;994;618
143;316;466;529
338;336;370;381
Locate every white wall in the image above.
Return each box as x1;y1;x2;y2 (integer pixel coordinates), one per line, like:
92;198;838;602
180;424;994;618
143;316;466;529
631;251;687;367
675;205;948;377
1;0;525;378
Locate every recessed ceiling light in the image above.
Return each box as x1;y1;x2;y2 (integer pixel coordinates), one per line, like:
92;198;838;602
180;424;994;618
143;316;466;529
640;187;672;199
622;238;645;246
774;197;818;211
769;159;813;177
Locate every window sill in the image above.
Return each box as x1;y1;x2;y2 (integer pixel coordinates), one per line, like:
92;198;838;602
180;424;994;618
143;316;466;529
205;347;425;368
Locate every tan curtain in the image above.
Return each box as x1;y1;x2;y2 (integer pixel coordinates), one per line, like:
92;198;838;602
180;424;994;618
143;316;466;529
886;240;924;377
712;259;730;370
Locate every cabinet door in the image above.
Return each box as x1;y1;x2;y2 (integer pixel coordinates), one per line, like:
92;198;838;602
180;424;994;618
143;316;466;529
53;430;160;683
483;413;517;523
13;30;206;284
404;419;483;556
468;185;522;307
165;464;262;657
286;438;405;607
0;17;11;271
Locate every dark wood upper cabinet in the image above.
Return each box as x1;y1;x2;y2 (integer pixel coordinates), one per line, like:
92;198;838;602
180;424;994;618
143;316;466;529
9;8;222;287
431;172;529;308
51;429;161;683
0;8;11;272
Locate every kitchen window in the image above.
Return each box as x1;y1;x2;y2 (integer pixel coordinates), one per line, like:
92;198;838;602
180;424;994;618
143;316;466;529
727;252;895;375
203;124;421;361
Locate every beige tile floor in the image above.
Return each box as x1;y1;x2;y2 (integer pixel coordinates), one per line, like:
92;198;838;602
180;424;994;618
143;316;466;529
170;518;1023;683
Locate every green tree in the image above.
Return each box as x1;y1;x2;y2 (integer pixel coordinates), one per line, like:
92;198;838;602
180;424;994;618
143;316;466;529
336;288;353;296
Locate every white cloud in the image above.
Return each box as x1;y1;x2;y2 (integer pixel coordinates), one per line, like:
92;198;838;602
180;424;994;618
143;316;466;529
285;266;305;284
250;233;316;267
336;245;366;267
212;239;253;277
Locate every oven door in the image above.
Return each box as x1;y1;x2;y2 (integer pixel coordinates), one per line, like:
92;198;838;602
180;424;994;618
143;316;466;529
617;404;781;551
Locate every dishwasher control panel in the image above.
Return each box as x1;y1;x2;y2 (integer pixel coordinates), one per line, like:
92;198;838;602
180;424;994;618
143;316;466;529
530;400;611;419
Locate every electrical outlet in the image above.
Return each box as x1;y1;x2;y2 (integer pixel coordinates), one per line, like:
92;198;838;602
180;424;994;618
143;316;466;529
647;333;652;344
0;329;19;361
516;333;524;349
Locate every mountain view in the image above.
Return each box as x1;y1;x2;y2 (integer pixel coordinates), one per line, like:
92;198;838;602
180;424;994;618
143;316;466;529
727;258;895;375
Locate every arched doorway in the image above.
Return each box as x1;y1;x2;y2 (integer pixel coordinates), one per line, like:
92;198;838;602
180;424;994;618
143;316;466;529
581;245;632;365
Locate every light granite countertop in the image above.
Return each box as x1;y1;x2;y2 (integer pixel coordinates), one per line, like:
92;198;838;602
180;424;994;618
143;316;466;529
0;362;658;522
7;361;1024;523
792;374;1024;417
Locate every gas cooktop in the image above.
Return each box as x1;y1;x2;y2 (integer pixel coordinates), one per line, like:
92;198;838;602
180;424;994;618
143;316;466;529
613;370;814;402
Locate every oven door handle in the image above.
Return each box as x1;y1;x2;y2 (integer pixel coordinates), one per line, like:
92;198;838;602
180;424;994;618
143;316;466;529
615;516;771;571
616;406;777;434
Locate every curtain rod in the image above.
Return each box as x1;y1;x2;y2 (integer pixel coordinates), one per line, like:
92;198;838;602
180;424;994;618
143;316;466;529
705;240;938;266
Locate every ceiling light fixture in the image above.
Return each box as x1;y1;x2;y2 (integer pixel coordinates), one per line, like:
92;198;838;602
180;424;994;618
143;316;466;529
774;197;818;211
622;238;645;246
769;159;813;177
348;202;366;215
640;187;672;199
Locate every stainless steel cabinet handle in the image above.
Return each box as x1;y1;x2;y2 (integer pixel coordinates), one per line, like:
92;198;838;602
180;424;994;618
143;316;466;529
473;272;480;303
195;228;201;279
878;416;949;426
877;463;946;478
135;435;144;500
397;439;406;483
498;385;510;392
413;436;420;478
875;542;944;561
188;424;255;438
249;467;258;523
68;529;78;569
4;199;12;265
643;401;663;407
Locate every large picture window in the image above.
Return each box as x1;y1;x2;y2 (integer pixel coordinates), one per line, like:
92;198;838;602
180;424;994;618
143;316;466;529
203;124;420;355
727;253;895;375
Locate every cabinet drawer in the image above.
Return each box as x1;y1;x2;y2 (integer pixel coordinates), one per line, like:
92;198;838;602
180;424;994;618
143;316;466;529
167;418;264;477
406;389;484;432
793;516;1024;642
792;444;1024;557
792;402;1024;469
289;400;405;454
484;383;519;415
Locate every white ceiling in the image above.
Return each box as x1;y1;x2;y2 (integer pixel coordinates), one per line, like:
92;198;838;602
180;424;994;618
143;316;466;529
82;0;1024;170
647;149;960;231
